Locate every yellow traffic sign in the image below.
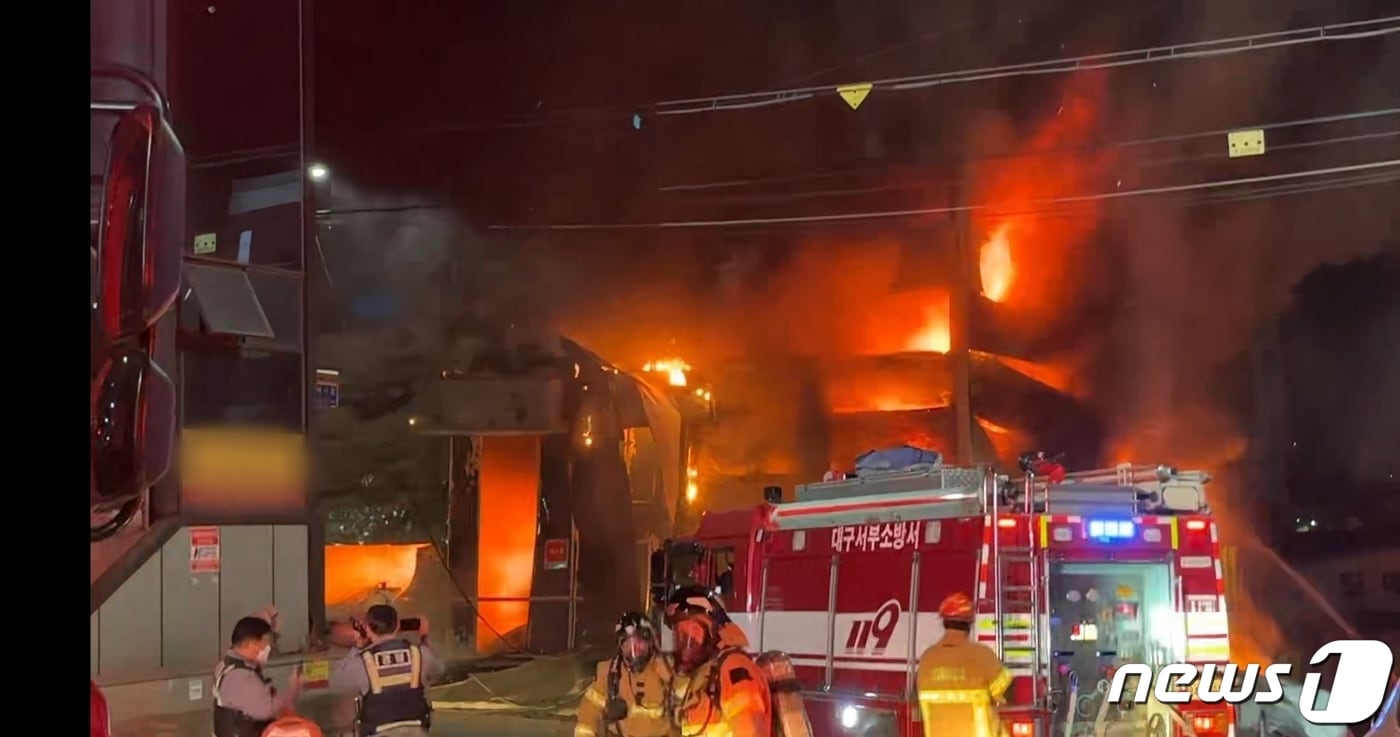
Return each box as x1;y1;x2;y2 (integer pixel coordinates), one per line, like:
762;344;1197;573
1227;129;1266;158
837;83;873;110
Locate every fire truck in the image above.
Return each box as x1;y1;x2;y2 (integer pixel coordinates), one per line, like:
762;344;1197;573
652;459;1235;737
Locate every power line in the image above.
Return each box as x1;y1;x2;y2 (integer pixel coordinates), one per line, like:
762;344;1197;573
672;129;1400;206
656;18;1398;115
317;109;1400;218
401;16;1397;134
658;107;1400;193
487;158;1400;231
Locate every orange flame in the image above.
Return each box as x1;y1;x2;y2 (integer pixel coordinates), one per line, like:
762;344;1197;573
992;353;1077;395
969;71;1113;321
903;294;951;354
477;435;541;653
324;544;424;606
979;222;1014;302
643;358;691;387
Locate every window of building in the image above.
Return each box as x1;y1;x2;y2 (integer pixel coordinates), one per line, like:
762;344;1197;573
182;349;302;431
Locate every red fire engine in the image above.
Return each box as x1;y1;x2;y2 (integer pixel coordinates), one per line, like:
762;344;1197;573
653;460;1235;737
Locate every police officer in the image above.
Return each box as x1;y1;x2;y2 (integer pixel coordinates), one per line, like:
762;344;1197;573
214;616;301;737
576;612;674;737
665;586;772;737
328;604;443;737
915;592;1012;737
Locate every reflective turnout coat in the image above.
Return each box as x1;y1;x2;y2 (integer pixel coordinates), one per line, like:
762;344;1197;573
915;630;1012;737
670;649;771;737
576;657;675;737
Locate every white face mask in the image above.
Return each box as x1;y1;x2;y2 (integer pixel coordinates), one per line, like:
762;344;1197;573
256;645;272;664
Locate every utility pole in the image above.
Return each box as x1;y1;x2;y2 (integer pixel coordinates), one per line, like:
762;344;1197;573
949;178;976;466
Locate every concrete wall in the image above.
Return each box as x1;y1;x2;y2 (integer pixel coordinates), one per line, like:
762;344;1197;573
91;524;310;679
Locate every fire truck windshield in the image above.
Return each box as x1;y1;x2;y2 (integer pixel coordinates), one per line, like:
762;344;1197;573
1048;560;1182;735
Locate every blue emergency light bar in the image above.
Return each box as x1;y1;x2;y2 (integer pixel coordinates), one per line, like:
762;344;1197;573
1087;519;1135;540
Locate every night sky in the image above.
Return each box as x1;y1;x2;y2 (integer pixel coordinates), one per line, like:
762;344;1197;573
169;0;1400;540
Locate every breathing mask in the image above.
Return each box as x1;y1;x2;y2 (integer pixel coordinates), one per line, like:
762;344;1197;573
672;614;717;674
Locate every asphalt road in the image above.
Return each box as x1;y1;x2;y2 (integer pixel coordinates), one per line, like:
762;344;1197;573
432;712;574;737
114;710;574;737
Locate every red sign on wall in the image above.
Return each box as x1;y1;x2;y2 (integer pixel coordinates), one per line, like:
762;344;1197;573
542;538;570;570
190;526;221;574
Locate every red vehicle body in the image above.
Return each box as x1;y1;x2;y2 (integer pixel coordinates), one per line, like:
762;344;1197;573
656;462;1235;737
91;680;112;737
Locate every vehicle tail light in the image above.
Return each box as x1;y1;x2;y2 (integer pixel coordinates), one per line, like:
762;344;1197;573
1186;519;1207;531
1192;714;1228;734
1009;720;1034;737
91;347;175;505
97;103;184;341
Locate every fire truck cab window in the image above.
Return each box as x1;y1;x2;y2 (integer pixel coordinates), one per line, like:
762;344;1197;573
667;545;702;588
711;547;736;596
1047;561;1176;737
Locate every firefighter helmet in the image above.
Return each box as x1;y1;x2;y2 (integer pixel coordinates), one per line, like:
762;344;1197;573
616;610;653;638
616;611;657;671
664;585;730;627
261;715;324;737
938;592;975;622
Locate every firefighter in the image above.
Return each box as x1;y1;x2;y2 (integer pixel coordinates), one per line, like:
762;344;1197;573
576;612;675;737
327;604;442;737
664;585;772;737
915;592;1013;737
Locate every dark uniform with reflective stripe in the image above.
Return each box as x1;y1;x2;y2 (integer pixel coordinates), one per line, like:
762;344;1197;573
214;655;276;737
357;638;432;736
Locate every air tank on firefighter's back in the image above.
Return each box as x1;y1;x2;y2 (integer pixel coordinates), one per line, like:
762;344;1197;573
756;651;815;737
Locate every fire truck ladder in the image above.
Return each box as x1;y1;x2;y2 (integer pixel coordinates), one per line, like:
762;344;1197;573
984;470;1044;708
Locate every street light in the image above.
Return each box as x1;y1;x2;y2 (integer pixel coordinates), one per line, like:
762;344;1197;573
308;162;329;182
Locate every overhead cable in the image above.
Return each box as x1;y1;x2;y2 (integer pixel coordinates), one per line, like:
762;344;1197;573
671;128;1400;206
486;158;1400;231
411;16;1398;133
657;107;1400;193
318;108;1399;218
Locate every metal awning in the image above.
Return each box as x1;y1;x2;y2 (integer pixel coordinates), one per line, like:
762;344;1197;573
184;262;274;338
228;170;301;215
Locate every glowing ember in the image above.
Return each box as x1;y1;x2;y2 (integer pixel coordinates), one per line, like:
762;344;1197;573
643;358;690;387
979;222;1014;302
904;297;951;354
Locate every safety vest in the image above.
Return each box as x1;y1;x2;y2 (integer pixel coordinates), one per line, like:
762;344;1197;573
214;655;276;737
356;639;431;736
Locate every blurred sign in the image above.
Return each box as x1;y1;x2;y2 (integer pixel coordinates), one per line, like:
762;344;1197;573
1227;129;1266;158
190;526;221;573
543;538;570;570
314;369;340;410
193;232;217;255
426;378;567;435
181;428;308;514
301;659;330;689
